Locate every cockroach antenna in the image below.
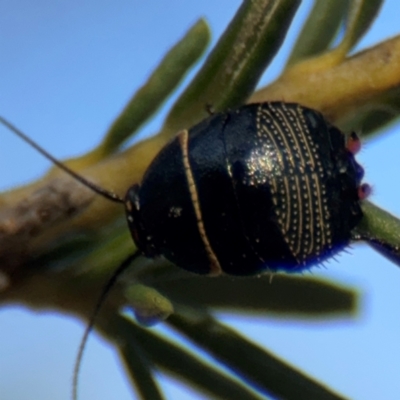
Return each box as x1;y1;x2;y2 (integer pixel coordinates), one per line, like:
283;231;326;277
0;116;125;204
0;116;140;400
72;252;141;400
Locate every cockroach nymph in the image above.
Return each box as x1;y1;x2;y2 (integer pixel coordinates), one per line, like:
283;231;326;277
1;101;371;399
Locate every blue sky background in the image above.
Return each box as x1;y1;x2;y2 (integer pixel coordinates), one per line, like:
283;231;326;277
1;1;400;399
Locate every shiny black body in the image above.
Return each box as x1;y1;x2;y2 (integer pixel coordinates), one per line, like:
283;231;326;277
126;102;364;276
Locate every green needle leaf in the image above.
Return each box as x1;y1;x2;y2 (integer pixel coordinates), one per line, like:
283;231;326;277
287;0;348;66
124;284;174;327
355;200;400;267
118;337;165;400
103;314;265;400
150;274;358;318
169;308;346;400
342;0;384;52
95;19;210;156
164;0;301;134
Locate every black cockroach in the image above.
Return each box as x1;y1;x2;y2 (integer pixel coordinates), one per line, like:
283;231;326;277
127;102;367;276
1;101;373;399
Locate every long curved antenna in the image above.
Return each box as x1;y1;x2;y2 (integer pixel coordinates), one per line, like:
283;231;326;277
72;251;142;400
0;116;124;204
